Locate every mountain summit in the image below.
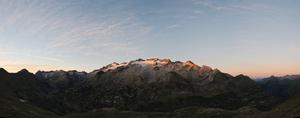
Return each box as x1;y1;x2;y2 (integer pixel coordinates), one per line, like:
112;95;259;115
99;58;205;72
34;58;279;113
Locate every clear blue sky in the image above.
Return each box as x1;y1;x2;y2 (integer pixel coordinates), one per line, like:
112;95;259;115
0;0;299;78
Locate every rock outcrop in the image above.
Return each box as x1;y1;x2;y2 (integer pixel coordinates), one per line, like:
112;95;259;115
35;70;88;89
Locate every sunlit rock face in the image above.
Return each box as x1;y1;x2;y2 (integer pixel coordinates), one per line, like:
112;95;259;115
92;58;220;87
97;58;218;84
100;58;204;72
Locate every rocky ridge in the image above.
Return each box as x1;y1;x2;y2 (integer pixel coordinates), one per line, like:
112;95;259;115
36;58;216;89
41;58;280;113
0;58;282;116
35;70;88;89
257;75;300;101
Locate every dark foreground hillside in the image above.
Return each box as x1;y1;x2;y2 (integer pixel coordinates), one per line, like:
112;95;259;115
239;90;300;118
0;68;59;117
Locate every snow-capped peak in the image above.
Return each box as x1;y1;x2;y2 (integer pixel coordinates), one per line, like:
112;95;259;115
131;59;168;67
100;62;129;72
98;58;216;73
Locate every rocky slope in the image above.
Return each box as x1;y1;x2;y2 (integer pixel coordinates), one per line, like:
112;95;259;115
240;90;300;118
0;58;284;116
35;70;88;89
257;75;300;101
0;68;69;117
47;58;280;113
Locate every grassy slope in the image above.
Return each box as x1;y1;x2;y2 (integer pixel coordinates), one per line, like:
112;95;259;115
0;68;59;118
257;90;300;118
0;96;58;118
63;107;253;118
237;90;300;118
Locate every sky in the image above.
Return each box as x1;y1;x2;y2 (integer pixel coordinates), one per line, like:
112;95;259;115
0;0;299;78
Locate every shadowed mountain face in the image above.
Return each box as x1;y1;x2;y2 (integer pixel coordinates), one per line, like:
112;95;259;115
35;70;88;89
0;68;50;103
257;75;300;101
0;59;282;116
0;68;70;116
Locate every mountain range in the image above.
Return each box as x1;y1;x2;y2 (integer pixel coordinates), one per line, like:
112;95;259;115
0;58;299;118
256;75;300;101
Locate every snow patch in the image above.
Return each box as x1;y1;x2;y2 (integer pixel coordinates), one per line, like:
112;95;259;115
132;60;167;67
20;99;25;102
101;59;168;72
102;62;129;72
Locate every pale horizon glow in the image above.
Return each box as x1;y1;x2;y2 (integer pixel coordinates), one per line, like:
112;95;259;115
0;0;300;78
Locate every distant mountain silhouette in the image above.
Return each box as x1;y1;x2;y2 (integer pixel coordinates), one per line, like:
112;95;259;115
256;75;300;101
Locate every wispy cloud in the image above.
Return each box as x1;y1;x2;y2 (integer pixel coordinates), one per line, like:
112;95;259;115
167;24;179;28
194;10;204;14
288;45;300;53
0;48;63;62
231;3;285;23
46;18;153;57
232;5;254;10
0;0;153;59
189;16;195;19
0;59;26;65
0;49;8;55
33;56;63;62
194;1;212;7
215;6;226;10
0;49;19;55
194;1;226;10
173;15;180;18
232;4;269;11
142;10;166;15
